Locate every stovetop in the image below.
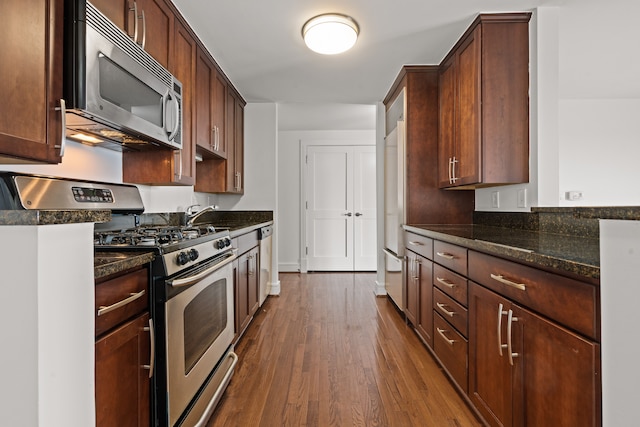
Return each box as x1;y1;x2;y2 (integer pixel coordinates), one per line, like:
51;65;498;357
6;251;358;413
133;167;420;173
94;224;224;250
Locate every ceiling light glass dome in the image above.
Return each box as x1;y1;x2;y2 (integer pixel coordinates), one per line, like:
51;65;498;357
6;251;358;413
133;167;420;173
302;14;359;55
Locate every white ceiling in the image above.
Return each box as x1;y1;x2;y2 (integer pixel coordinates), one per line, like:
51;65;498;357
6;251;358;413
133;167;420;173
173;0;561;105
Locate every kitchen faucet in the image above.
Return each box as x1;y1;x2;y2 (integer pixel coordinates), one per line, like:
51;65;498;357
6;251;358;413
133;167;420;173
185;205;217;226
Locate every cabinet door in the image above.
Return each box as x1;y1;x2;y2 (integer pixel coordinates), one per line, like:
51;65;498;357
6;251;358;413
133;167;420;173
247;247;260;316
417;258;434;347
170;20;196;185
438;55;456;187
454;27;482;187
225;91;238;192
195;47;214;152
136;0;172;68
517;307;600;427
234;99;245;193
235;256;250;338
469;283;517;427
0;0;63;163
405;251;419;327
212;71;227;157
95;313;151;427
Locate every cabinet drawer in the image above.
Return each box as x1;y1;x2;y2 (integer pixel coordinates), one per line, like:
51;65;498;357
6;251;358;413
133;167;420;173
433;287;468;337
433;264;468;306
468;251;598;340
405;231;433;259
95;268;149;337
433;241;467;275
235;229;259;255
433;313;468;393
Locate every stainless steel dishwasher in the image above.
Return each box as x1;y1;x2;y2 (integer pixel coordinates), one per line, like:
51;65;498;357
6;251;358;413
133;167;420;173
258;225;273;305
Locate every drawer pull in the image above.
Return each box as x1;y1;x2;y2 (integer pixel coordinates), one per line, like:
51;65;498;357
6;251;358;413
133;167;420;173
490;273;526;291
97;290;146;316
436;252;455;260
408;241;424;246
436;277;456;289
436;302;456;317
436;327;456;346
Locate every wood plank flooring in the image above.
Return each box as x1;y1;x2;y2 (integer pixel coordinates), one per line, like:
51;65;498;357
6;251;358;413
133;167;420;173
206;272;482;427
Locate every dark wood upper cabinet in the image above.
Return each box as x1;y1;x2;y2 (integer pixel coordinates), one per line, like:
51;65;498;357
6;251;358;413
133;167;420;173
195;46;228;159
0;0;64;164
438;13;531;189
384;66;474;225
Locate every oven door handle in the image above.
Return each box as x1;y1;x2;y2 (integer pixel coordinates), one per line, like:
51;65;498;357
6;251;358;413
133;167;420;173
168;251;237;288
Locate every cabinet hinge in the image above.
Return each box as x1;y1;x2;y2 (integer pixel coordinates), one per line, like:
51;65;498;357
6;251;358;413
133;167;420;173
305;247;308;255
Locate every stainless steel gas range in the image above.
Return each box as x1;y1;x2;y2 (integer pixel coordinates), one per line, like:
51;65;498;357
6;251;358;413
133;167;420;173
96;223;239;427
0;172;238;427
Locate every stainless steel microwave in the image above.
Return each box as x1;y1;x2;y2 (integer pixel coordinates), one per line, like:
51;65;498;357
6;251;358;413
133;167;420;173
63;0;182;151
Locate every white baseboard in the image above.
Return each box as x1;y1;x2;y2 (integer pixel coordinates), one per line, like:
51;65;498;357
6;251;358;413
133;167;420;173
279;263;300;272
374;279;387;296
268;280;281;296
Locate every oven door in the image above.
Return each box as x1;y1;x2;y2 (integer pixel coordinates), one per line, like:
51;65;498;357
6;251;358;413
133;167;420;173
165;255;236;426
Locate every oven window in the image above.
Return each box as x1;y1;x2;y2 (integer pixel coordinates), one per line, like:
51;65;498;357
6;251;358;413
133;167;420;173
183;278;227;374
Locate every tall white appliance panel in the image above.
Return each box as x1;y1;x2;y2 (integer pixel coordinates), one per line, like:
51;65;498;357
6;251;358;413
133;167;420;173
383;112;406;309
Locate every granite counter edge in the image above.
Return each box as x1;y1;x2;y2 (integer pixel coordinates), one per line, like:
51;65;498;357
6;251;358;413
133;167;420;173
404;225;600;282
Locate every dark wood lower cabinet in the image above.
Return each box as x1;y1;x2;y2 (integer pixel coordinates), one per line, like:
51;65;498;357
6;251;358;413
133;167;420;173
469;282;600;427
234;246;259;341
95;313;151;427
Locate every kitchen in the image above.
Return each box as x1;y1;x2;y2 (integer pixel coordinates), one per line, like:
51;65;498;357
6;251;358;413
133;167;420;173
1;0;639;426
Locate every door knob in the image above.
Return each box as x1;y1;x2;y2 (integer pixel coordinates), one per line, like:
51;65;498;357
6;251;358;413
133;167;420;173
355;212;362;217
343;212;352;216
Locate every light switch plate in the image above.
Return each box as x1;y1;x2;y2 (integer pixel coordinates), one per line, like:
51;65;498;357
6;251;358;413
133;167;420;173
517;189;527;208
491;191;500;208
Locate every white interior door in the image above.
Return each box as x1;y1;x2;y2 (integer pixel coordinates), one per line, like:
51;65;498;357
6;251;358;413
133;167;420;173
353;146;377;270
305;145;376;271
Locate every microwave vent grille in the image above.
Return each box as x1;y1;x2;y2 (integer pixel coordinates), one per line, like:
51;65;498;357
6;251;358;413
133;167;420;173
86;2;173;89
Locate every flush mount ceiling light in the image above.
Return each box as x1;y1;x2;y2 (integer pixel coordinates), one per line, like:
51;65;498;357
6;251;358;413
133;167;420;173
302;13;359;55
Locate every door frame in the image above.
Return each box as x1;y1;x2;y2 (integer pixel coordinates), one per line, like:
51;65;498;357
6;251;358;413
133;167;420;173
299;138;375;273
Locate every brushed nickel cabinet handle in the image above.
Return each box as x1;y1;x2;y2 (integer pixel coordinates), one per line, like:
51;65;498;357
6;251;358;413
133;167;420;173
448;157;453;184
97;290;146;316
507;309;519;365
491;273;526;291
130;2;139;44
436;252;455;260
54;99;66;157
451;157;458;183
436;302;456;317
413;257;420;280
143;318;155;378
436;277;455;289
436;327;456;346
140;9;146;49
497;303;508;356
408;241;424;246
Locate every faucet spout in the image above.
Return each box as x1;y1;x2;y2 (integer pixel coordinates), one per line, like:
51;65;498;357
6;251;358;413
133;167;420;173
186;205;216;226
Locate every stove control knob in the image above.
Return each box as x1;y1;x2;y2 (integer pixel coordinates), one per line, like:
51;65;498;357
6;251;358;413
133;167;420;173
176;251;190;266
214;240;223;249
224;238;232;247
188;248;199;261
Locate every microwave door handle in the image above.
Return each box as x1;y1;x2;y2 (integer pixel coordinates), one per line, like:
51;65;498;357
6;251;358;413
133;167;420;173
166;93;180;141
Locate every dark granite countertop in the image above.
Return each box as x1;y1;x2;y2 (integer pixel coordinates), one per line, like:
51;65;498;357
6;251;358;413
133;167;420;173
94;251;155;280
0;210;111;225
404;224;600;283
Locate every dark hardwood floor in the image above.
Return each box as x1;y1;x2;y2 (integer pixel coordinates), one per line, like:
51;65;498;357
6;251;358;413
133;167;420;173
207;272;482;427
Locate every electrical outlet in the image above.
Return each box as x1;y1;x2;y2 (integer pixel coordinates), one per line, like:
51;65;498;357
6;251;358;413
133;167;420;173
517;189;527;208
491;191;500;208
565;191;583;201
